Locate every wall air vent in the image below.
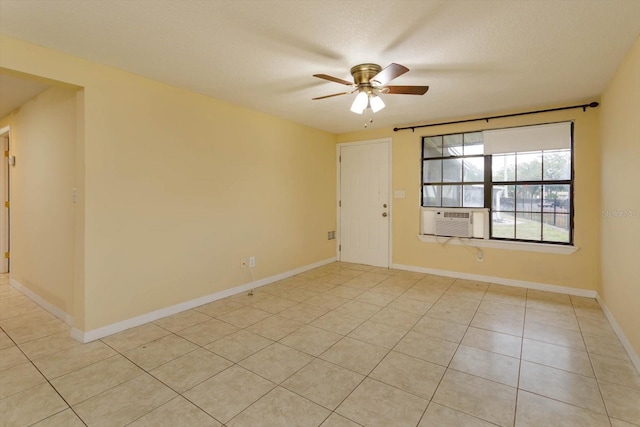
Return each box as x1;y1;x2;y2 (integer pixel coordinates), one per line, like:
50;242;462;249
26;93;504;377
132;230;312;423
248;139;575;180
434;210;473;238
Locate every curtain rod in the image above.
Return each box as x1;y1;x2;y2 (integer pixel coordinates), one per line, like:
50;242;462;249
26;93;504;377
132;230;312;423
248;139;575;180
393;101;599;132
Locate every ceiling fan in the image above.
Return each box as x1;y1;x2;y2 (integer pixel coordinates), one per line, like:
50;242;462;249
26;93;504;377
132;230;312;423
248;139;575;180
312;63;429;115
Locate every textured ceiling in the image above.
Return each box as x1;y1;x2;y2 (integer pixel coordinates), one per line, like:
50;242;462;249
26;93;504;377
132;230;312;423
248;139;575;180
0;0;639;134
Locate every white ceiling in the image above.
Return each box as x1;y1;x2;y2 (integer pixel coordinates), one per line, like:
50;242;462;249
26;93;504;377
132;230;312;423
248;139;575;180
0;0;639;134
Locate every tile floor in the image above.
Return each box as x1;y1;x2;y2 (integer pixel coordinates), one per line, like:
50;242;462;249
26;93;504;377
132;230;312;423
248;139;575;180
1;263;639;426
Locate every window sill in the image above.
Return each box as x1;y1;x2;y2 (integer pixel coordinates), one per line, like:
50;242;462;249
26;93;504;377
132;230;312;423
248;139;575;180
416;235;578;255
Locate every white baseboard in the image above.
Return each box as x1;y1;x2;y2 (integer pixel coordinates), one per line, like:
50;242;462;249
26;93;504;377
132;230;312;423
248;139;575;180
595;294;640;375
10;278;74;326
71;256;337;343
392;263;597;298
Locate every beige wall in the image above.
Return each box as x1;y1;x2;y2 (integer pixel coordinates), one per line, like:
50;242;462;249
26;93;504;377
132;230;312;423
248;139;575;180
1;35;337;331
600;36;640;356
0;86;78;318
338;106;601;291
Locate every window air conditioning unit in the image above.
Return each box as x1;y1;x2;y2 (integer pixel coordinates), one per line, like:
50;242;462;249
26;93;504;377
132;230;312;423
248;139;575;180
434;210;473;238
421;207;488;239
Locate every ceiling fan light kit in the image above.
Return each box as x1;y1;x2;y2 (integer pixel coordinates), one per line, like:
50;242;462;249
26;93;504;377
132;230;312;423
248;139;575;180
313;62;429;121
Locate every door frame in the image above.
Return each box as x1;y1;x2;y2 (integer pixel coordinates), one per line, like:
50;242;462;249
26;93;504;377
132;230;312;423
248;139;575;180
0;125;10;273
336;137;392;267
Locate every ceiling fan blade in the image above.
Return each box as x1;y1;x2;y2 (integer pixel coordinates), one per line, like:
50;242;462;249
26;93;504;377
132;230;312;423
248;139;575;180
312;91;353;100
371;63;409;86
383;85;429;95
313;74;353;86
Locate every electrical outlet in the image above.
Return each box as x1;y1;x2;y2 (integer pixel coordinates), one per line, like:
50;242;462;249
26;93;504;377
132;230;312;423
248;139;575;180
249;256;256;268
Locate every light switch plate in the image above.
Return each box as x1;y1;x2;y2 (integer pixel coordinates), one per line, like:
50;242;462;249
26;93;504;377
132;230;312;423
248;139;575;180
394;190;406;199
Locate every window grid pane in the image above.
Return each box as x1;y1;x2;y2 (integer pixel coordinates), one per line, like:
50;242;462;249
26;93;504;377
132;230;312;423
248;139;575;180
421;126;573;245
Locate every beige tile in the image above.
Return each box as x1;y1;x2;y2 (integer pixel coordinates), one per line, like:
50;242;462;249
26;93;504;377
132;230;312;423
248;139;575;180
205;329;272;362
412;317;468;343
387;296;433;315
354;291;397;306
336;378;428;427
522;338;594;377
519;360;606;414
128;396;222;426
50;355;142;405
311;311;364;335
183;365;274;423
526;298;574;315
394;331;458;367
402;287;442;304
523;319;586;350
599;381;640;425
31;409;85;427
299;280;338;293
194;299;244;317
343;277;384;290
282;358;364;410
419;402;497;427
33;340;116;379
278;288;321;302
0;362;46;399
570;295;600;309
239;342;313;383
175;318;238;346
482;290;526;307
369;306;421;330
150;348;232;393
0;383;68;427
526;307;579;331
278;303;328;323
0;299;41;320
433;369;516;427
527;289;571;303
228;386;330;427
73;374;177;427
461;327;522;358
304;293;349;310
153;309;211;332
280;325;342;357
320;413;362;427
19;331;84;360
0;329;13;349
124;334;199;370
348;320;406;349
515;390;610;427
450;345;520;387
425;302;476;325
477;300;525;320
325;285;365;299
101;322;171;352
583;333;631;361
0;345;28;370
577;315;617;338
334;300;382;319
0;310;67;340
590;353;640;389
215;306;273;328
249;295;298;314
320;337;388;375
471;311;523;337
246;315;302;341
370;351;444;400
610;418;638;427
438;295;482;311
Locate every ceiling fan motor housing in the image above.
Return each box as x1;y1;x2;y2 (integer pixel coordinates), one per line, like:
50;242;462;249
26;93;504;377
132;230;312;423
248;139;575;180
350;63;382;87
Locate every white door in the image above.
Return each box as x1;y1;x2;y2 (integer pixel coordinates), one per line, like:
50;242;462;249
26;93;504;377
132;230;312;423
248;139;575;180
339;140;390;267
0;130;9;273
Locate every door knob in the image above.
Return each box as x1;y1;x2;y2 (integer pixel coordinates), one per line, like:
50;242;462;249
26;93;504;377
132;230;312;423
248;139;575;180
382;212;388;217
